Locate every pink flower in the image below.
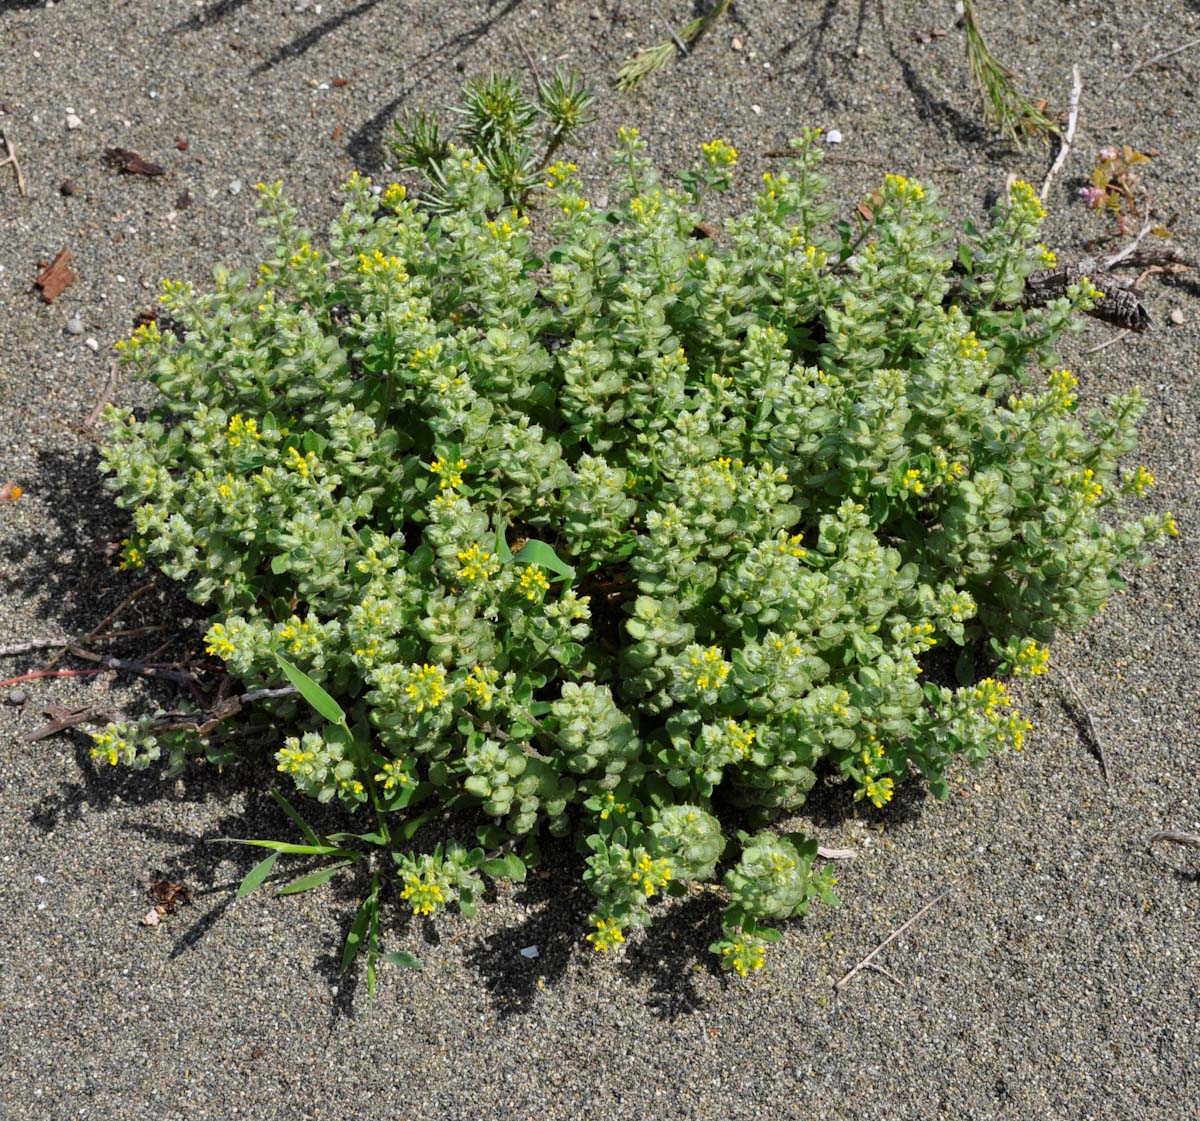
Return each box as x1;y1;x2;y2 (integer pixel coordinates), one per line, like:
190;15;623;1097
1096;146;1118;162
1079;185;1107;209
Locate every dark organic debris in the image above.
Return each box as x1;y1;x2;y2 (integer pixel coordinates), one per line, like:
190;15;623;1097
104;146;165;176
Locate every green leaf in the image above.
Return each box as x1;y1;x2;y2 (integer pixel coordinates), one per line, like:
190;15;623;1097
236;851;279;899
220;837;353;856
270;788;322;847
270;554;290;574
342;894;374;975
382;950;422;970
396;810;436;842
503;852;528;882
495;520;513;563
511;539;575;583
275;654;346;725
278;861;353;895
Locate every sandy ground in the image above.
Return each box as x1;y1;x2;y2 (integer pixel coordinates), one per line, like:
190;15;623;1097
1;2;1198;1119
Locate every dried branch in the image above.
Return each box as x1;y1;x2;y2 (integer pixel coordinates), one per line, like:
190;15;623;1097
0;131;27;197
834;885;955;993
1121;35;1200;81
1148;830;1200;851
1052;665;1109;783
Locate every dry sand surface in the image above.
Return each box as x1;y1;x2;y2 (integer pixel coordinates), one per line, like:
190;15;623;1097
0;2;1198;1119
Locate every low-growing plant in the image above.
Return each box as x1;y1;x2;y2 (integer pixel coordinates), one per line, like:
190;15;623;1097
97;117;1176;981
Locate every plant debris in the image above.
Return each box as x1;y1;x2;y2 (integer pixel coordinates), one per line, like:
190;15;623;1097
104;146;165;176
34;249;78;303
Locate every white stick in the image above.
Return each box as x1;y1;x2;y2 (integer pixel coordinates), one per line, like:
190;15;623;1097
1041;65;1082;202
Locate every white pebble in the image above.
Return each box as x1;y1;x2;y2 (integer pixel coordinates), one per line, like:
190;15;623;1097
229;178;243;195
825;129;843;144
751;104;762;115
85;337;100;352
731;36;743;50
519;945;540;959
65;112;83;131
65;316;84;335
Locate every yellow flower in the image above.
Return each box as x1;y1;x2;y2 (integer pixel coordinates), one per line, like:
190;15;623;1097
1013;639;1050;677
586;917;625;952
865;776;894;808
404;663;449;713
399;871;447;916
374;759;410;791
700;138;738;168
518;565;550;601
456;543;499;584
902;468;926;496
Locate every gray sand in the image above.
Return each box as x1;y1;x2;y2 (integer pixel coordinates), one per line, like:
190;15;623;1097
1;2;1198;1119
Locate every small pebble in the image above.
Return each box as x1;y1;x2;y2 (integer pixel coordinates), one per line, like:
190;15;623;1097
65;112;83;131
60;179;78;196
519;946;540;959
825;129;844;144
1169;308;1185;326
294;0;311;9
6;688;29;705
65;316;84;335
85;337;100;352
229;178;243;195
751;104;762;115
731;36;743;51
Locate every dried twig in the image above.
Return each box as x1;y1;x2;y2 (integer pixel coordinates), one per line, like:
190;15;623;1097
1041;65;1082;202
865;961;904;986
1083;329;1132;355
84;360;121;429
1102;218;1158;270
1148;830;1200;851
652;1;690;55
834;885;955;993
0;131;27;197
0;639;73;657
1121;35;1200;81
45;581;155;669
1051;665;1109;783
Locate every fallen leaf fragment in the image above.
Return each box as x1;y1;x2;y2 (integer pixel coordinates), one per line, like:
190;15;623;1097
35;249;77;302
104;146;165;176
141;907;162;927
0;482;22;502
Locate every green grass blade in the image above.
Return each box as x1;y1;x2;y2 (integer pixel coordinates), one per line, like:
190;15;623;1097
236;851;280;899
275;654;347;725
270;788;322;847
341;894;374;975
277;861;353;895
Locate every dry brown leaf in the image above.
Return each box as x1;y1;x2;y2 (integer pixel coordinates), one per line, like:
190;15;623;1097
35;249;77;303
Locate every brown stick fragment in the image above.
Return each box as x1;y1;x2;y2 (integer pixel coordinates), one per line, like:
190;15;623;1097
25;707;120;741
834;886;955;993
34;249;78;303
0;131;27;197
1148;830;1200;851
